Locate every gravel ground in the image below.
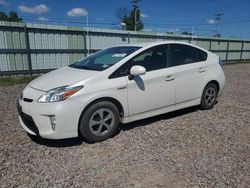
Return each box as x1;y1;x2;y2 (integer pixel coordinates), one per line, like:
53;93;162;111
0;64;250;187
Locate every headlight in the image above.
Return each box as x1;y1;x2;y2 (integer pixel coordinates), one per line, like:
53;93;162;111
38;85;84;103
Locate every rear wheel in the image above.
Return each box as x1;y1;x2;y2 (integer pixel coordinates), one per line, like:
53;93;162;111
200;83;218;110
79;101;120;143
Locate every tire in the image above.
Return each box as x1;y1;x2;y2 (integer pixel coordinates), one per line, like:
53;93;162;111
79;101;120;143
200;82;218;110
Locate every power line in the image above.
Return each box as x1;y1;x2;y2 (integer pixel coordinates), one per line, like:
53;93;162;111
21;15;250;38
24;18;216;33
22;15;250;27
24;18;117;26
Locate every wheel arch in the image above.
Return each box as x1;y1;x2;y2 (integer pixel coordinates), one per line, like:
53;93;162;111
205;80;220;92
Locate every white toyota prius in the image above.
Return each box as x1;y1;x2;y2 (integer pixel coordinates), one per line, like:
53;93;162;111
18;41;225;142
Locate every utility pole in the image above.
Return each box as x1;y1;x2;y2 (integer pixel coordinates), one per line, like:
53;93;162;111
131;0;139;31
214;13;224;37
191;26;194;41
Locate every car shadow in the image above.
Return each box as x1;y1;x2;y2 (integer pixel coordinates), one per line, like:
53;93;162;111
28;133;85;147
120;106;198;131
28;106;200;147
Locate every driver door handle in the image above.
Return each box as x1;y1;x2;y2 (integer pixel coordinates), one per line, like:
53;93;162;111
165;75;175;81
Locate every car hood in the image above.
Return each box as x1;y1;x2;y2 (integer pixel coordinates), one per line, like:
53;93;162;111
29;66;98;91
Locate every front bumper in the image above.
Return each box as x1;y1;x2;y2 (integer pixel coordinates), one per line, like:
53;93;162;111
17;86;86;139
17;103;39;136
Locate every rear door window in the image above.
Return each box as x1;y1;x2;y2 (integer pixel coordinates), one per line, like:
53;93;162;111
169;44;207;67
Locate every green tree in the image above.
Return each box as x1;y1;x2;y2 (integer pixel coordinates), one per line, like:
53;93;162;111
115;0;144;31
213;33;221;38
0;11;22;22
125;8;144;31
182;31;193;35
8;11;22;22
0;12;8;21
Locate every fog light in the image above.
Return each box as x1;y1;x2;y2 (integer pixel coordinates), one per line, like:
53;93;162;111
49;116;56;131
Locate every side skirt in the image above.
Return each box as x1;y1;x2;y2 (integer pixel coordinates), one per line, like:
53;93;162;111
121;98;201;124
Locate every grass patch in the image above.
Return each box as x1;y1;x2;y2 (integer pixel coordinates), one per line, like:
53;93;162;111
224;61;250;65
0;76;38;86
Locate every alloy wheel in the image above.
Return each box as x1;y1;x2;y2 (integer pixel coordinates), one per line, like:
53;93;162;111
204;87;216;106
89;108;115;136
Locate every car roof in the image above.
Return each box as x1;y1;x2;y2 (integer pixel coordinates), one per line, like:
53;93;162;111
115;41;194;48
114;41;209;53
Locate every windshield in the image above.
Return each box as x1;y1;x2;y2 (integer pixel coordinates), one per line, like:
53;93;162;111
69;46;141;71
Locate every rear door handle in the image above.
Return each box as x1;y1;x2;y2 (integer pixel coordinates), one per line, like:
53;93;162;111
198;67;205;73
165;75;175;81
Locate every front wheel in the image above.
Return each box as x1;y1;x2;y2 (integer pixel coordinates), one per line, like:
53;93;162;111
79;101;120;143
200;83;218;110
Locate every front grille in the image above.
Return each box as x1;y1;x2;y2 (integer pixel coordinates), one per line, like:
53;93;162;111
17;103;39;135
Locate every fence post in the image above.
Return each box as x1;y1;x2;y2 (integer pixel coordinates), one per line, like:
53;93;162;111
24;24;32;75
88;29;91;55
225;41;229;62
240;41;244;62
83;30;87;57
165;34;168;41
209;39;212;51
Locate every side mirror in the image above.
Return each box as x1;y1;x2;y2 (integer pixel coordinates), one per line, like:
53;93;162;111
130;65;146;76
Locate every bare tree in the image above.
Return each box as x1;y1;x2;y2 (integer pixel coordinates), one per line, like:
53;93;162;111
115;6;129;22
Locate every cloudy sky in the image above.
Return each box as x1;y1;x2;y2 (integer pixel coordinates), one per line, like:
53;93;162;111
1;0;250;39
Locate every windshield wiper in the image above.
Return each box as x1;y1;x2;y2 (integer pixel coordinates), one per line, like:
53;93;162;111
68;64;104;71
